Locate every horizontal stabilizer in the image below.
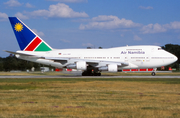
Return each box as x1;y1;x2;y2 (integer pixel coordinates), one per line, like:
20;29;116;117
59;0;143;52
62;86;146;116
4;50;40;57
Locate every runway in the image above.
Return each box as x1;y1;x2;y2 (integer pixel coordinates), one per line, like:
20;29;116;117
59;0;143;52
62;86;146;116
0;75;180;78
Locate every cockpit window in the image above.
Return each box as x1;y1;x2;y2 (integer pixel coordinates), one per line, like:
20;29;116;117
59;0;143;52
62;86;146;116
158;48;163;50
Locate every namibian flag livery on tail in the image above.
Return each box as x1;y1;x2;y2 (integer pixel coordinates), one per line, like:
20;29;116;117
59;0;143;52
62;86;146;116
9;17;52;51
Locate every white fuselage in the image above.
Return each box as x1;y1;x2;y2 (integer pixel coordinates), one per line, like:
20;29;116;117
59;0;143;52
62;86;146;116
16;45;177;70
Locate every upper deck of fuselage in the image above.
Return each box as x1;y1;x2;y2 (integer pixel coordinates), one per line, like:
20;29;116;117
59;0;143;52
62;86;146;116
52;45;161;51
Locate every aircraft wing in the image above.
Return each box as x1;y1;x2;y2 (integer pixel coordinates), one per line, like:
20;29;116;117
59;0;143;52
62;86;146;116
5;51;129;68
45;57;129;67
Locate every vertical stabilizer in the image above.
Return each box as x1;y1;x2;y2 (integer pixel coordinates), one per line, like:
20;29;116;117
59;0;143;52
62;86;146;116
9;17;52;51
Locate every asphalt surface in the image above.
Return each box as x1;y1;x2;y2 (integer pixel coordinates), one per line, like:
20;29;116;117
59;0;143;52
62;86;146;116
0;75;180;78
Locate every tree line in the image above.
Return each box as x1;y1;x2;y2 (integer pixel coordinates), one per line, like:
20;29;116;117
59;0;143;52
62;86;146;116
162;44;180;70
0;44;179;71
0;54;41;71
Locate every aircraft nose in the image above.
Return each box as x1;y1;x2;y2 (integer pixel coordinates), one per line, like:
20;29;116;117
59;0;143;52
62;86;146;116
173;55;178;62
165;52;178;65
170;53;178;63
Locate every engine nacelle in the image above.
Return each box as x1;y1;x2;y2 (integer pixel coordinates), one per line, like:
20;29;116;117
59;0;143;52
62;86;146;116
66;64;76;69
99;64;118;72
98;66;108;71
67;61;87;70
108;64;118;72
76;61;87;70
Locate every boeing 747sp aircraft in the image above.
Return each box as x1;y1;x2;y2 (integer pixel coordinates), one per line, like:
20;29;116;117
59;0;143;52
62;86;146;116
6;17;177;76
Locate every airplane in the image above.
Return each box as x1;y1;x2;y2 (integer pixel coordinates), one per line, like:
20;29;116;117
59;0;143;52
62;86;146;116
5;17;178;76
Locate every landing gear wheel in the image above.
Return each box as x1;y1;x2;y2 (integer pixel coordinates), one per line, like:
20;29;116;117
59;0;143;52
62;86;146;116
93;72;101;76
82;70;101;76
93;73;97;76
151;72;156;76
82;71;93;76
82;71;87;76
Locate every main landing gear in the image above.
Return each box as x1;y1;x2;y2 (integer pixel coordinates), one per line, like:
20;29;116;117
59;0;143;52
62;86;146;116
82;70;101;76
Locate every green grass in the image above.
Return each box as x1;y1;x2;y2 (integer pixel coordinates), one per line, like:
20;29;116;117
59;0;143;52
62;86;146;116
0;77;179;84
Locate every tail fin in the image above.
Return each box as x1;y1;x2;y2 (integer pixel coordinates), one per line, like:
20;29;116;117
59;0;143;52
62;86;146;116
9;17;52;51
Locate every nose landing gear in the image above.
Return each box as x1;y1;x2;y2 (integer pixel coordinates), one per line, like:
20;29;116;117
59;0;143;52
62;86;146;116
151;72;156;76
151;68;157;76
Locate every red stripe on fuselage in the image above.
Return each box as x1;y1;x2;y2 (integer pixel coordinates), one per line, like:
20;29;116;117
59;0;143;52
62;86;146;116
25;37;42;51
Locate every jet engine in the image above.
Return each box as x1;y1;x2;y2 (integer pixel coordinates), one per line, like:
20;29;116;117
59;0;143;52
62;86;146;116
67;61;87;70
99;64;118;72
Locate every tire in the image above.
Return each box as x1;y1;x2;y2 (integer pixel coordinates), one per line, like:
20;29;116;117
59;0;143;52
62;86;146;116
82;71;87;76
151;72;156;76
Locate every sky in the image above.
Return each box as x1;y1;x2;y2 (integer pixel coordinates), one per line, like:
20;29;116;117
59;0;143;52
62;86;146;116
0;0;180;57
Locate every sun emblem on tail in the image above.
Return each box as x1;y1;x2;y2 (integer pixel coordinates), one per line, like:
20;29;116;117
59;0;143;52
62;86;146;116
14;23;23;32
